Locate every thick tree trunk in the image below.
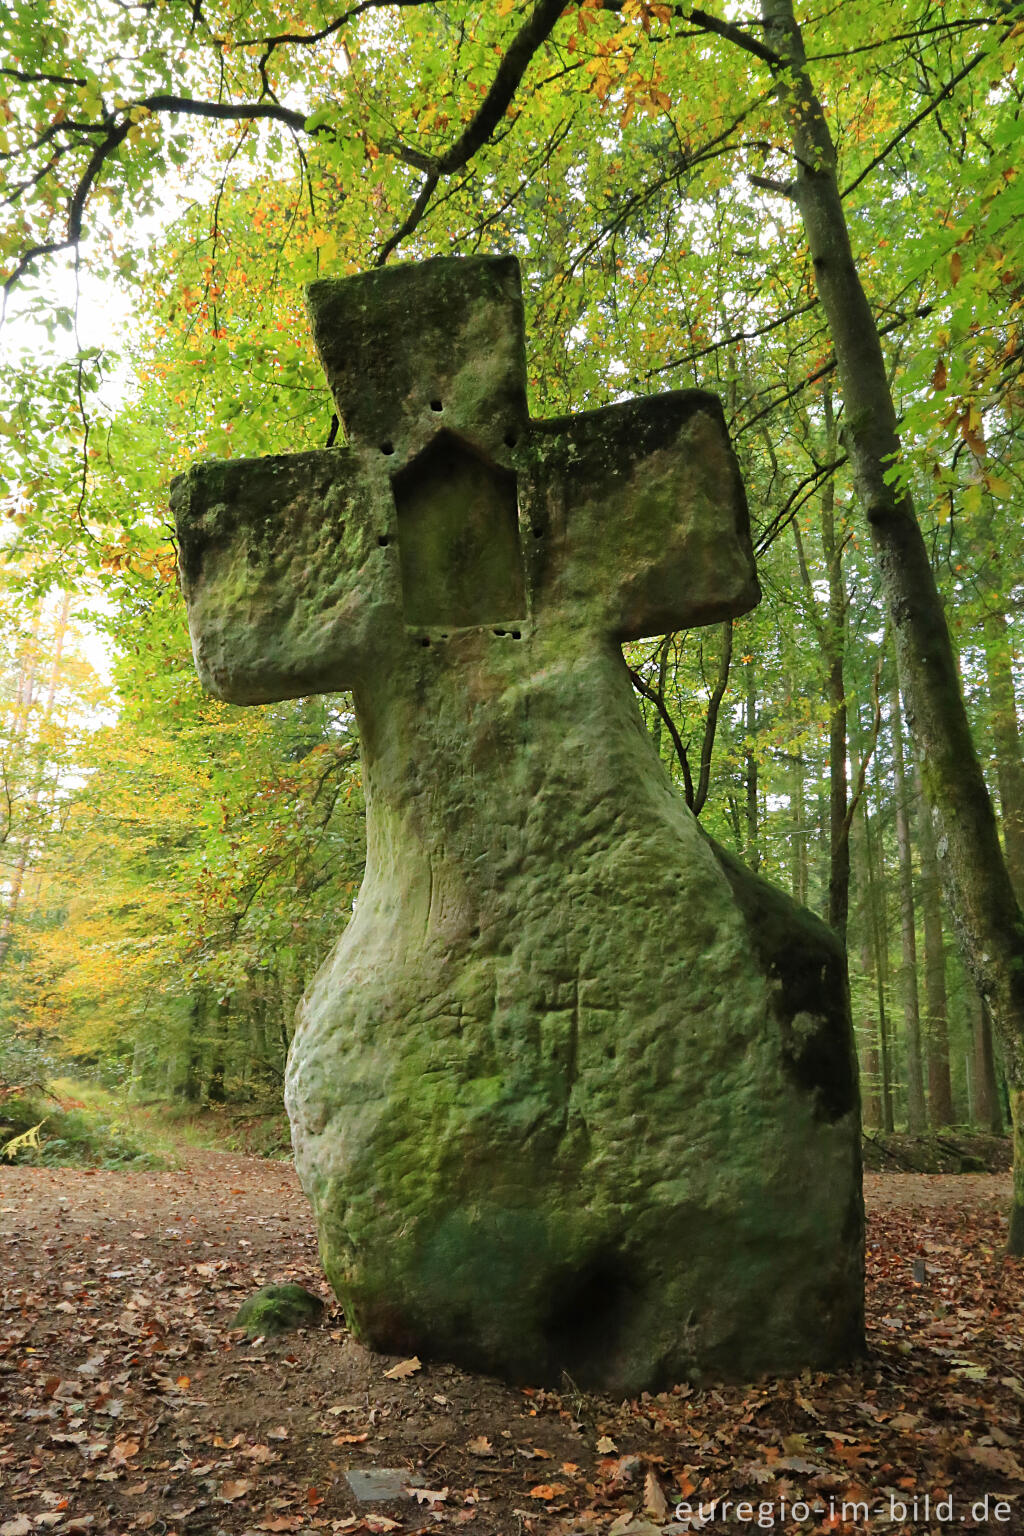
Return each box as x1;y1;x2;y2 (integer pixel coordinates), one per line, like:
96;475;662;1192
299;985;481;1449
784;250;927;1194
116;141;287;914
761;0;1024;1248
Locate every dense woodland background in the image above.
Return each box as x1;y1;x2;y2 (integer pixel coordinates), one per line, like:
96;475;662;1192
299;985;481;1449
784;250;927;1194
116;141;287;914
1;0;1022;1141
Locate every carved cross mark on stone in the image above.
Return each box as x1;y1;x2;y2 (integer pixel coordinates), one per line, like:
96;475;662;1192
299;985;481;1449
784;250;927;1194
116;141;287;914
172;256;863;1396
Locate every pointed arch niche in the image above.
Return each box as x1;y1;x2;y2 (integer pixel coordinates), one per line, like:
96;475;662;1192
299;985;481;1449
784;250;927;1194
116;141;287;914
392;430;526;630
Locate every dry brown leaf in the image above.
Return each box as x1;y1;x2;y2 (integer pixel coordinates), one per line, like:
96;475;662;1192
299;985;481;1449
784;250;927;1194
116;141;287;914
362;1519;401;1534
332;1432;370;1445
961;1445;1024;1478
595;1435;617;1453
220;1478;255;1501
644;1468;669;1520
384;1355;422;1379
242;1443;279;1462
466;1435;494;1457
410;1487;449;1505
109;1437;140;1465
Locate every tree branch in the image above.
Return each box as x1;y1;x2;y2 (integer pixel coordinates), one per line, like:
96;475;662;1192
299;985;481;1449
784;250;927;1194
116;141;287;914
694;620;733;815
628;666;695;809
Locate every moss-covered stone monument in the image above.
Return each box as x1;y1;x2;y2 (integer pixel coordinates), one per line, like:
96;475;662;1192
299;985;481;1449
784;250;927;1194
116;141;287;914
172;255;864;1392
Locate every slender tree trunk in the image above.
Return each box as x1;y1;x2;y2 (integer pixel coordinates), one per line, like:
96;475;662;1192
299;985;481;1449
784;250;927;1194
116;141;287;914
983;608;1024;897
744;661;760;871
972;991;1004;1135
761;0;1024;1248
861;1041;881;1130
861;747;894;1132
648;635;670;759
0;595;71;974
915;763;954;1125
818;392;850;940
891;683;927;1131
790;734;808;905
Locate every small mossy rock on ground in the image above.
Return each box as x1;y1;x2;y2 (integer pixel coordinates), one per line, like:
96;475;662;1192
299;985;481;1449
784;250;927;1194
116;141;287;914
230;1284;325;1337
176;255;864;1394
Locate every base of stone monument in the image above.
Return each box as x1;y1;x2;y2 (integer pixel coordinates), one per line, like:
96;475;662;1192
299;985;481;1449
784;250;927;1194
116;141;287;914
286;809;863;1395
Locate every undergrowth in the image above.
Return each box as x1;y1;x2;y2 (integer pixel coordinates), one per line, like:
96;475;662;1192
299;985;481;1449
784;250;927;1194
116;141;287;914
0;1089;163;1169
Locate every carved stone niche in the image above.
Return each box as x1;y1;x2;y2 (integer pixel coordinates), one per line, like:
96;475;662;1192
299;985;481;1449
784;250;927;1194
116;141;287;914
392;429;526;631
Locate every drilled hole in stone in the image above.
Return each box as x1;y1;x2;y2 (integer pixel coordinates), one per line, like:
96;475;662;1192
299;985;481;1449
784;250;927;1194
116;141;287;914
493;628;506;637
470;926;480;939
504;432;518;448
378;536;390;546
511;630;522;640
430;399;443;412
419;637;431;647
532;525;545;538
381;441;395;455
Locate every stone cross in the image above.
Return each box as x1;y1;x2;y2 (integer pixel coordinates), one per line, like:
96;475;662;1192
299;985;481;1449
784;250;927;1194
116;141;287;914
175;255;759;703
172;255;863;1394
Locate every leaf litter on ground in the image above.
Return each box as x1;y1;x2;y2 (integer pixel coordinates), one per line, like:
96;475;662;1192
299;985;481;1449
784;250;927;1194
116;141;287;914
1;1156;1021;1534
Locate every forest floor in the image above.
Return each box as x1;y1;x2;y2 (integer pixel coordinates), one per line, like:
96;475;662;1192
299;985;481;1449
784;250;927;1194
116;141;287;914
1;1158;1022;1536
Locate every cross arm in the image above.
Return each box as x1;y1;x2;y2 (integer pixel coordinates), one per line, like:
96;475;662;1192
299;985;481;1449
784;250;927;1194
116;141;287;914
172;447;394;704
528;391;760;641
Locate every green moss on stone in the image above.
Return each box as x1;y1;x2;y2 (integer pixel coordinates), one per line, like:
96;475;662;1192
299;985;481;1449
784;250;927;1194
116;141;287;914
230;1283;325;1337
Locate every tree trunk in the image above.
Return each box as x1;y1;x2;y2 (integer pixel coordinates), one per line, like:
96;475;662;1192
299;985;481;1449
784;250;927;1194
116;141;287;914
890;682;927;1131
0;595;71;974
860;744;894;1132
744;660;760;871
914;763;954;1126
819;391;850;940
790;732;808;905
972;991;1004;1135
761;0;1024;1248
983;607;1024;898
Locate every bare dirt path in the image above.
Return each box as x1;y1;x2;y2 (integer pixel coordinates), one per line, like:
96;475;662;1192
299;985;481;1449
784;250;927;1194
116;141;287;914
1;1160;1021;1535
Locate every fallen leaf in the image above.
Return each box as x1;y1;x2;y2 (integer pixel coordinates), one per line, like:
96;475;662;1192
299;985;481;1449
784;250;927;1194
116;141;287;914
332;1432;369;1445
410;1487;449;1505
1;1518;32;1536
466;1436;494;1456
362;1518;402;1533
221;1478;255;1500
644;1468;669;1520
528;1483;568;1500
595;1435;617;1453
242;1443;279;1462
384;1356;422;1379
960;1445;1024;1478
